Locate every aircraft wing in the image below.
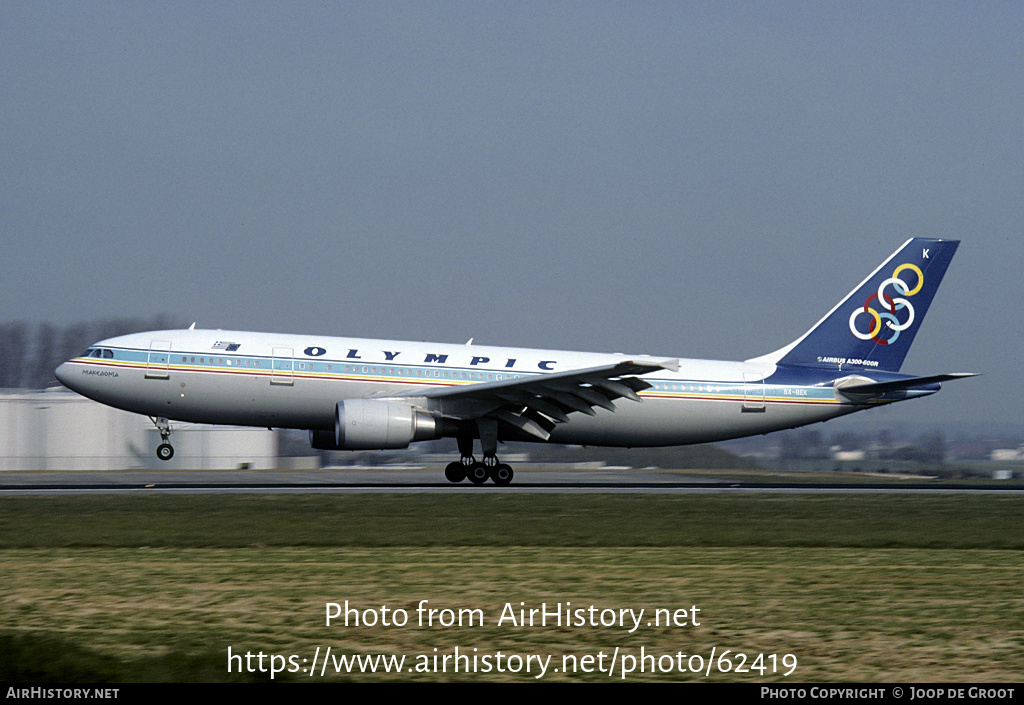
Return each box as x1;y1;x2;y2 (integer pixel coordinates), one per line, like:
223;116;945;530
390;358;678;441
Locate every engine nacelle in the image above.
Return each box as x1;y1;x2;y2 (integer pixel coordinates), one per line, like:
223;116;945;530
309;399;438;450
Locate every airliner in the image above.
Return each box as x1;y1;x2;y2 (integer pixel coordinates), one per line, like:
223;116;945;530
55;238;974;484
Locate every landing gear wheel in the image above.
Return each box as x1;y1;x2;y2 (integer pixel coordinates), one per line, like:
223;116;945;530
467;463;489;485
444;461;466;483
156;443;174;461
490;463;514;486
150;417;174;462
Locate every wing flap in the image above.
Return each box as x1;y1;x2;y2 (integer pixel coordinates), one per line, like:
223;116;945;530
587;378;642;402
492;409;553;441
522;396;572;423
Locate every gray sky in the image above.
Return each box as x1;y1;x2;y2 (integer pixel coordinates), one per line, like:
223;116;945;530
2;2;1020;431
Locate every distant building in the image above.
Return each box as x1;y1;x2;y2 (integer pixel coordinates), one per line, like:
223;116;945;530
833;450;866;462
0;389;277;471
991;447;1024;462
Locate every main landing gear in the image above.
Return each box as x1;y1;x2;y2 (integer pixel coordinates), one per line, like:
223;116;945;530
444;457;514;486
150;416;174;461
444;423;514;485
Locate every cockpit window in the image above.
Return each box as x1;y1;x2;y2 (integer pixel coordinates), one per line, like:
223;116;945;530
82;348;113;358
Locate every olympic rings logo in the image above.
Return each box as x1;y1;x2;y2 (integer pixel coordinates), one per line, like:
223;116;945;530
848;263;924;346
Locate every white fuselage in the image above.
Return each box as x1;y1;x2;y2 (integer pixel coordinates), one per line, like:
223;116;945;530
56;328;860;447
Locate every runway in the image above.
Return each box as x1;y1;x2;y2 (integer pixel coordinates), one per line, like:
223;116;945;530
1;470;1021;494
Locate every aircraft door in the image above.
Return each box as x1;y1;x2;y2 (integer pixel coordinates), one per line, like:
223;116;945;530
742;371;765;412
145;340;171;379
272;347;294;385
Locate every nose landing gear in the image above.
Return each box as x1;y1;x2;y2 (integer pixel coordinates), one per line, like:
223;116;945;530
150;416;174;461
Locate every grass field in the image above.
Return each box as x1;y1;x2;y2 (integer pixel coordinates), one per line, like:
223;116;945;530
1;493;1022;682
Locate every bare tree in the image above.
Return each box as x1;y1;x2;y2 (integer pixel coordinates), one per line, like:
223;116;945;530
0;321;29;388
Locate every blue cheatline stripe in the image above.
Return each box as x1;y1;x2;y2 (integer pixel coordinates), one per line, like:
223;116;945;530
73;350;845;407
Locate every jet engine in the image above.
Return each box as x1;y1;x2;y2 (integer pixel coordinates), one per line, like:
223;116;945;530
309;399;438;450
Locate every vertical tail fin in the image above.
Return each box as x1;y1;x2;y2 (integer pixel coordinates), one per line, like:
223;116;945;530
751;238;960;372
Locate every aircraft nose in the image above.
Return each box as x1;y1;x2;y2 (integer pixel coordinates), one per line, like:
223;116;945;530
54;361;73;388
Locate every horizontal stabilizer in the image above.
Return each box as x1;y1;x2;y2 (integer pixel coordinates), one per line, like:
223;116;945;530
837;372;978;397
